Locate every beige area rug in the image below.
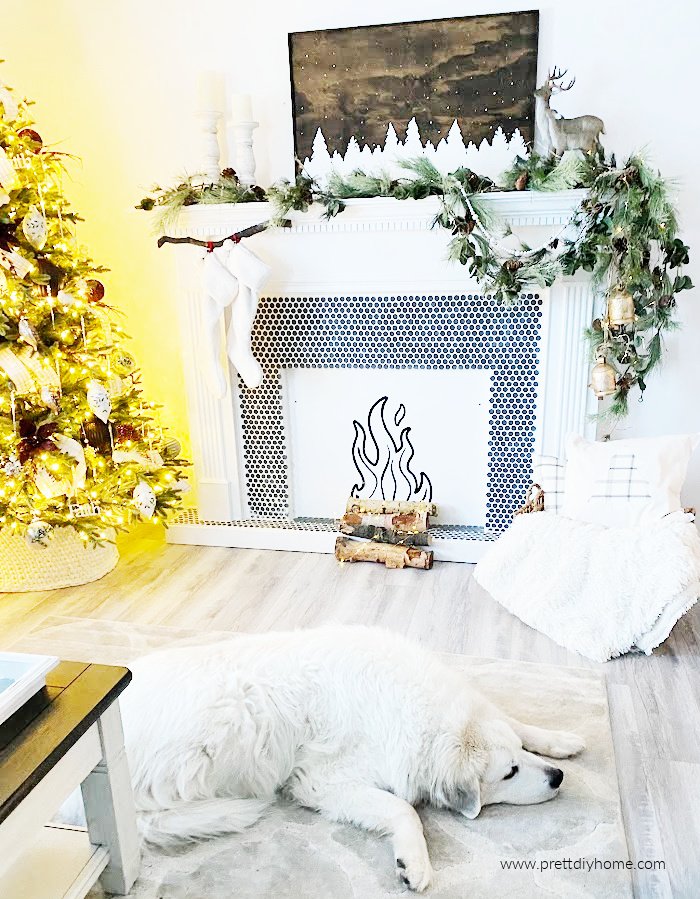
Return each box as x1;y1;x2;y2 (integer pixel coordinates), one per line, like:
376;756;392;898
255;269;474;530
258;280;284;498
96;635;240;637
14;617;632;898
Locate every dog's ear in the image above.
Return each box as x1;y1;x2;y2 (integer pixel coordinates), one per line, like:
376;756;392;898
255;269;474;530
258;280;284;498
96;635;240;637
455;773;481;819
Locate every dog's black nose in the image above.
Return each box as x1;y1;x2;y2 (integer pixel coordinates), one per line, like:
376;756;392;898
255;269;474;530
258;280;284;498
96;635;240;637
548;768;564;789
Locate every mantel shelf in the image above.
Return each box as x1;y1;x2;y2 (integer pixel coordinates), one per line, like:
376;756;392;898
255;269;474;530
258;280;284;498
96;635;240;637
170;189;588;237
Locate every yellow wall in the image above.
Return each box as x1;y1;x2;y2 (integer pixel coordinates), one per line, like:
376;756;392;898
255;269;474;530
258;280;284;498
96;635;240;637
1;3;220;464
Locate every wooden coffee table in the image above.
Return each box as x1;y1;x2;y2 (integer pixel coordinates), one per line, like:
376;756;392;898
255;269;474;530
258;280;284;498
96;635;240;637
0;661;139;898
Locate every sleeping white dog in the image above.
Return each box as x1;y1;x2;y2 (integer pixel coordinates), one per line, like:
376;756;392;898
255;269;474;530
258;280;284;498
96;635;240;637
116;626;585;892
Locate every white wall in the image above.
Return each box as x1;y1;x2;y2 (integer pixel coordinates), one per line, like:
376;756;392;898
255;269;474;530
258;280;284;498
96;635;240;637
3;0;700;506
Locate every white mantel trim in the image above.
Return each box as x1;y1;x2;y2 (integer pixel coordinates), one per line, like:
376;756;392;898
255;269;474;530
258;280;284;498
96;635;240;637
171;189;589;236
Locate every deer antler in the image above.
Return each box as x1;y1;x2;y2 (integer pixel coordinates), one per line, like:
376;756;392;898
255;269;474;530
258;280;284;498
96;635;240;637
548;67;576;92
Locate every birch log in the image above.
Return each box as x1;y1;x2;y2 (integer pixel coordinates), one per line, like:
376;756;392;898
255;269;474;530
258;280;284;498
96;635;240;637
340;511;430;535
338;520;430;545
335;536;433;570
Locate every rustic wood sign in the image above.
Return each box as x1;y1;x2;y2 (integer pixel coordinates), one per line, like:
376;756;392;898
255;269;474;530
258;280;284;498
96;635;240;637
288;11;539;163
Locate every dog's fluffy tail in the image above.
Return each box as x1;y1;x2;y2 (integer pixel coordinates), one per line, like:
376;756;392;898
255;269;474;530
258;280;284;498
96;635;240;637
139;797;271;846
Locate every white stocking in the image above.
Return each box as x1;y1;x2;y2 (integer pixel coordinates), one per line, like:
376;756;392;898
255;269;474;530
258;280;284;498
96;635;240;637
224;243;271;390
201;251;239;398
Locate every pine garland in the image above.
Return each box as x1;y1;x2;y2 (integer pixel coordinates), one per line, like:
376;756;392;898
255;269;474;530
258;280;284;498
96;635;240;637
140;148;692;418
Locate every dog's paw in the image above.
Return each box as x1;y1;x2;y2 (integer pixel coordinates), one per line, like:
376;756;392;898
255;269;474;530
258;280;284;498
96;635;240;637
541;730;586;758
395;849;433;892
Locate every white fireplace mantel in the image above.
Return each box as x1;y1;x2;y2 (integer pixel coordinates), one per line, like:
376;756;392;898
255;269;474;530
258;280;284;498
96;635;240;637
166;191;597;561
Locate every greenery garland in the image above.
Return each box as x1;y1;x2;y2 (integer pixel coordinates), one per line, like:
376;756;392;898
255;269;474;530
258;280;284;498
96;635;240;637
139;149;692;419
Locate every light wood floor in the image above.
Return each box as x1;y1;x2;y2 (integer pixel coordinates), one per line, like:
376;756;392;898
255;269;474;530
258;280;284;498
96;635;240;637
2;527;698;898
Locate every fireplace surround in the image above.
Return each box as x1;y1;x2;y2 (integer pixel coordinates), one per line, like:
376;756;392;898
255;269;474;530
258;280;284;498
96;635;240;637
166;192;596;561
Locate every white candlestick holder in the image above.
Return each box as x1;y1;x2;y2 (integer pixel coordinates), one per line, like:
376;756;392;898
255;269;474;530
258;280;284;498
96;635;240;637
231;121;259;186
197;110;222;184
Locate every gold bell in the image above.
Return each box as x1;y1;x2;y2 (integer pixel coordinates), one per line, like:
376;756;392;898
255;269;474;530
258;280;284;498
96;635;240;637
607;288;636;327
590;355;617;398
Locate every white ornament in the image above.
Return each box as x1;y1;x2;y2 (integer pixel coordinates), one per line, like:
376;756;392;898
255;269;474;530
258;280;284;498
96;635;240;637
0;190;9;208
57;289;78;308
2;455;20;476
26;519;52;546
87;379;111;423
40;384;61;414
22;205;48;250
18;316;39;351
133;480;156;518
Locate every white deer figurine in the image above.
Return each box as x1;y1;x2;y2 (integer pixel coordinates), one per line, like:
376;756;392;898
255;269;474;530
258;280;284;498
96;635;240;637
534;67;604;156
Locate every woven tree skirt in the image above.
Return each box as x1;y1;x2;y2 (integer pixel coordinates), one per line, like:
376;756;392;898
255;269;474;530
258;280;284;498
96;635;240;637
0;527;119;592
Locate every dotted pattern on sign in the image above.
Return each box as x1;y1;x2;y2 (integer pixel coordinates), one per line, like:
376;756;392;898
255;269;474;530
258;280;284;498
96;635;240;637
237;294;542;533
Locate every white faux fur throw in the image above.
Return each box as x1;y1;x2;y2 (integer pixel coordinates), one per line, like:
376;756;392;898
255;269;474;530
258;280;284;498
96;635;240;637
474;511;700;662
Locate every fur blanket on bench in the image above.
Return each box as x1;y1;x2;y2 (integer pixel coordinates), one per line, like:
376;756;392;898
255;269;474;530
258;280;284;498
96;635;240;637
474;511;700;662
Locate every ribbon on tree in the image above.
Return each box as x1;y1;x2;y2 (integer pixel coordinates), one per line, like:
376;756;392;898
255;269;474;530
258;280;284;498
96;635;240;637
0;246;33;278
201;242;271;395
34;433;87;499
0;84;19;121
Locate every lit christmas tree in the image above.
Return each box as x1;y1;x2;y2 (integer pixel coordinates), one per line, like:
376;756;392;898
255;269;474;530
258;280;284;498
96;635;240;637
0;75;187;548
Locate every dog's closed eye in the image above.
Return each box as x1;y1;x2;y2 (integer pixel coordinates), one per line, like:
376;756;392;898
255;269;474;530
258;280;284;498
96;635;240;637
503;765;519;780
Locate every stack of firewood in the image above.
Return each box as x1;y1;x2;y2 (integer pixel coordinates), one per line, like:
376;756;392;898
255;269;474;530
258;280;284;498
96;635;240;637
334;498;436;570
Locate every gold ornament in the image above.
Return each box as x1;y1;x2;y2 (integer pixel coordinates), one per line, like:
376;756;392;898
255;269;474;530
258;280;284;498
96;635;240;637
161;437;181;459
590;354;617;398
607;288;635;327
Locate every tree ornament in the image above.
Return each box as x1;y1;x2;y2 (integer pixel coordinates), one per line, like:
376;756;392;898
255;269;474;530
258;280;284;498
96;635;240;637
114;352;136;375
590;354;617;399
607;288;636;327
114;422;141;444
1;455;21;477
26;519;52;546
18;316;40;352
57;289;78;308
85;279;105;302
40;385;61;414
161;437;181;459
133;480;156;518
17;128;43;153
87;379;111;423
82;417;112;454
22;205;48;250
17;419;57;464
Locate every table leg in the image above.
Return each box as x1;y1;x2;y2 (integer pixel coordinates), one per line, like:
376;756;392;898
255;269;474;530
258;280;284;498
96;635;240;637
81;701;141;894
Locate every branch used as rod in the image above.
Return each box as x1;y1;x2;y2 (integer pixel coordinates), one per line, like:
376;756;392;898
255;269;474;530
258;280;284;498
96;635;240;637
156;219;290;249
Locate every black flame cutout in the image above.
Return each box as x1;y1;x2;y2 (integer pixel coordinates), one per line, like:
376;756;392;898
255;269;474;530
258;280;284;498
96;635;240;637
350;396;433;502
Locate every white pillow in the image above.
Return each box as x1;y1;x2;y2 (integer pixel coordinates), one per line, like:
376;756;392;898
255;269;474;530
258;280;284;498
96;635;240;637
532;453;566;513
562;433;699;527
